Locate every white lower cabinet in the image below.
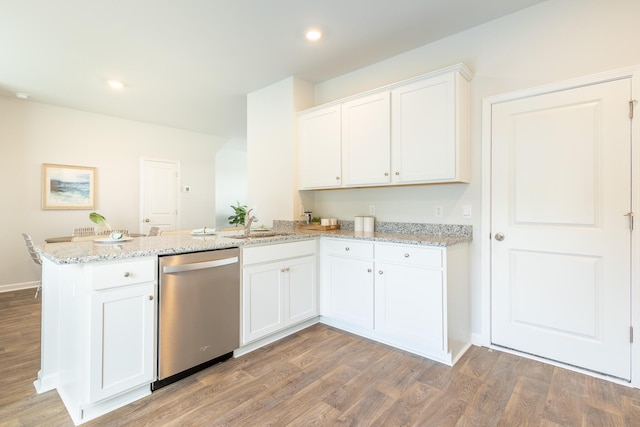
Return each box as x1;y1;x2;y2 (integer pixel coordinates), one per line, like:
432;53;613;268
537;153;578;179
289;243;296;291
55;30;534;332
242;240;317;345
320;239;374;329
320;238;470;365
374;261;444;356
39;257;157;425
90;281;155;403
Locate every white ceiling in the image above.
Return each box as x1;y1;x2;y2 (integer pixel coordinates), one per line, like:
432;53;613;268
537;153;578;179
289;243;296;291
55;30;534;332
0;0;546;139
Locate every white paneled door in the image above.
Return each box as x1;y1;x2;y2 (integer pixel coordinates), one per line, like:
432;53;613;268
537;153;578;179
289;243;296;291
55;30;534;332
491;78;632;380
140;159;178;234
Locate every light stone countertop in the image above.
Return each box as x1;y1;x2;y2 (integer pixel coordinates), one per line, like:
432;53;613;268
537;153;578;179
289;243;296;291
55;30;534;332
38;228;472;265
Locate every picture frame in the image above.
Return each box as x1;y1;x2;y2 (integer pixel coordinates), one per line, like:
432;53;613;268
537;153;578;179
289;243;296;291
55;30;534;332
42;163;97;209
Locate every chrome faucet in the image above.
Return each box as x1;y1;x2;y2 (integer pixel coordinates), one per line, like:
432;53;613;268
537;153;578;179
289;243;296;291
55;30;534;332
244;209;258;236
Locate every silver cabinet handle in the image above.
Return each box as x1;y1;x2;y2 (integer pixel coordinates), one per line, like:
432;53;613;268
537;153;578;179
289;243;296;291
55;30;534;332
124;272;131;277
395;172;400;176
404;253;410;258
367;268;372;273
384;172;389;176
148;295;154;301
378;270;383;275
495;233;505;241
336;176;340;180
345;247;350;251
144;218;150;223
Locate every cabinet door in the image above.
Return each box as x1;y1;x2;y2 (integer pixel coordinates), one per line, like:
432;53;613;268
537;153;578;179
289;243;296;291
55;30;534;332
90;282;155;403
286;255;317;325
375;262;445;354
325;255;374;329
391;73;458;183
298;105;342;189
242;262;284;344
342;92;391;186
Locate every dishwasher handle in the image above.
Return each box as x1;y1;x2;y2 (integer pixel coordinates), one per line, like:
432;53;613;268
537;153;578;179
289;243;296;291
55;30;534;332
162;256;239;274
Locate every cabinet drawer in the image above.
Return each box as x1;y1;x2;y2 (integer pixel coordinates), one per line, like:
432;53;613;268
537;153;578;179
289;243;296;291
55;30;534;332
90;258;157;290
242;239;316;266
375;243;442;268
322;238;374;258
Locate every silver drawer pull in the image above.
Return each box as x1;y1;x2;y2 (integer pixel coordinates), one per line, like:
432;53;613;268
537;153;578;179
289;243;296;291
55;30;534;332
124;272;131;277
148;295;154;301
378;270;383;275
404;253;410;258
367;268;372;273
345;247;350;251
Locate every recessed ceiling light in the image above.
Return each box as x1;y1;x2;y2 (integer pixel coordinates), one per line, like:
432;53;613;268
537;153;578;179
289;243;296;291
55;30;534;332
15;92;29;99
107;80;125;90
305;29;322;41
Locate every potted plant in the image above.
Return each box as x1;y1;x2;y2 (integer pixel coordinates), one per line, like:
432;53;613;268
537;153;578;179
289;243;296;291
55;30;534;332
228;202;248;227
311;216;321;225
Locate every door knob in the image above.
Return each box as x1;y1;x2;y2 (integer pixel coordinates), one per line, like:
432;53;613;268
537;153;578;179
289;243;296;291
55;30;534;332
144;218;150;223
495;233;505;241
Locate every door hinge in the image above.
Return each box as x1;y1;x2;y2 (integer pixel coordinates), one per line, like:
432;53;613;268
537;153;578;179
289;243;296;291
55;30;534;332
630;100;636;119
631;326;634;343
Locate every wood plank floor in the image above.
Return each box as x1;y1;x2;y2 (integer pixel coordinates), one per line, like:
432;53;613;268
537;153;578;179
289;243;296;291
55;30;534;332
2;288;640;426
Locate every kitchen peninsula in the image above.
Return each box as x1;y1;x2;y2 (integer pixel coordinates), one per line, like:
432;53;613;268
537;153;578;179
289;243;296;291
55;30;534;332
34;224;471;425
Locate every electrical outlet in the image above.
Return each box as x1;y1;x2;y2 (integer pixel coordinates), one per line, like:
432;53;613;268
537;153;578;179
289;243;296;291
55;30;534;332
434;205;443;218
369;205;375;215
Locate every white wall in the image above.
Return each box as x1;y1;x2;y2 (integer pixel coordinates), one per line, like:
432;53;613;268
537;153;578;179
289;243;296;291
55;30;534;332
304;0;640;339
215;138;247;227
1;97;227;290
246;77;314;226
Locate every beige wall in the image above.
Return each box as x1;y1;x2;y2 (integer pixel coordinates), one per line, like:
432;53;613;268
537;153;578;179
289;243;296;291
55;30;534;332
1;98;227;290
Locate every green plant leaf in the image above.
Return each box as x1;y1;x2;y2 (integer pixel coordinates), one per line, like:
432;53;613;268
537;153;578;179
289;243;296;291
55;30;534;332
89;212;106;224
228;201;247;226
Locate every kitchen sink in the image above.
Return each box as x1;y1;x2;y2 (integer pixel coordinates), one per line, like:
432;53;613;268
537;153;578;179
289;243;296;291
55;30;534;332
228;231;295;239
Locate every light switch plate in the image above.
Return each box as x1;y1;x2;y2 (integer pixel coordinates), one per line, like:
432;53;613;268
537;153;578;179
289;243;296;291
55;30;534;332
462;205;472;219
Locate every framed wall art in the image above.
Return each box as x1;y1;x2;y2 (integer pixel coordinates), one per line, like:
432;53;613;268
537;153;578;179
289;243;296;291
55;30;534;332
42;163;97;209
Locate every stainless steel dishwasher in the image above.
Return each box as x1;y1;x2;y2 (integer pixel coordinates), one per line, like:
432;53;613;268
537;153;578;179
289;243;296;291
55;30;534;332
152;248;240;390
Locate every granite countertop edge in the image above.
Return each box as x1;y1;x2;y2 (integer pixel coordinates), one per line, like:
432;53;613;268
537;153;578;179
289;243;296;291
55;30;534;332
38;229;472;265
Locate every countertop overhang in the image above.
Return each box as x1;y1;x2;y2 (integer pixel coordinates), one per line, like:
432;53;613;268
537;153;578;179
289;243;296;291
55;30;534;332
38;229;472;265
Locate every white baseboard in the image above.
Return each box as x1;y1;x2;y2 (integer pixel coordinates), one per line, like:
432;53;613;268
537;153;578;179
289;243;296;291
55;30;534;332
0;281;39;293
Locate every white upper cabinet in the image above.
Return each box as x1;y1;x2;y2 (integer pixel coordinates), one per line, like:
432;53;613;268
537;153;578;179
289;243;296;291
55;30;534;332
391;72;470;184
341;91;391;187
297;63;472;189
298;104;342;189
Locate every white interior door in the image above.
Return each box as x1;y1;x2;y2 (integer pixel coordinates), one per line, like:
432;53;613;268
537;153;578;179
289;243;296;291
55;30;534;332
140;159;179;234
491;78;632;380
